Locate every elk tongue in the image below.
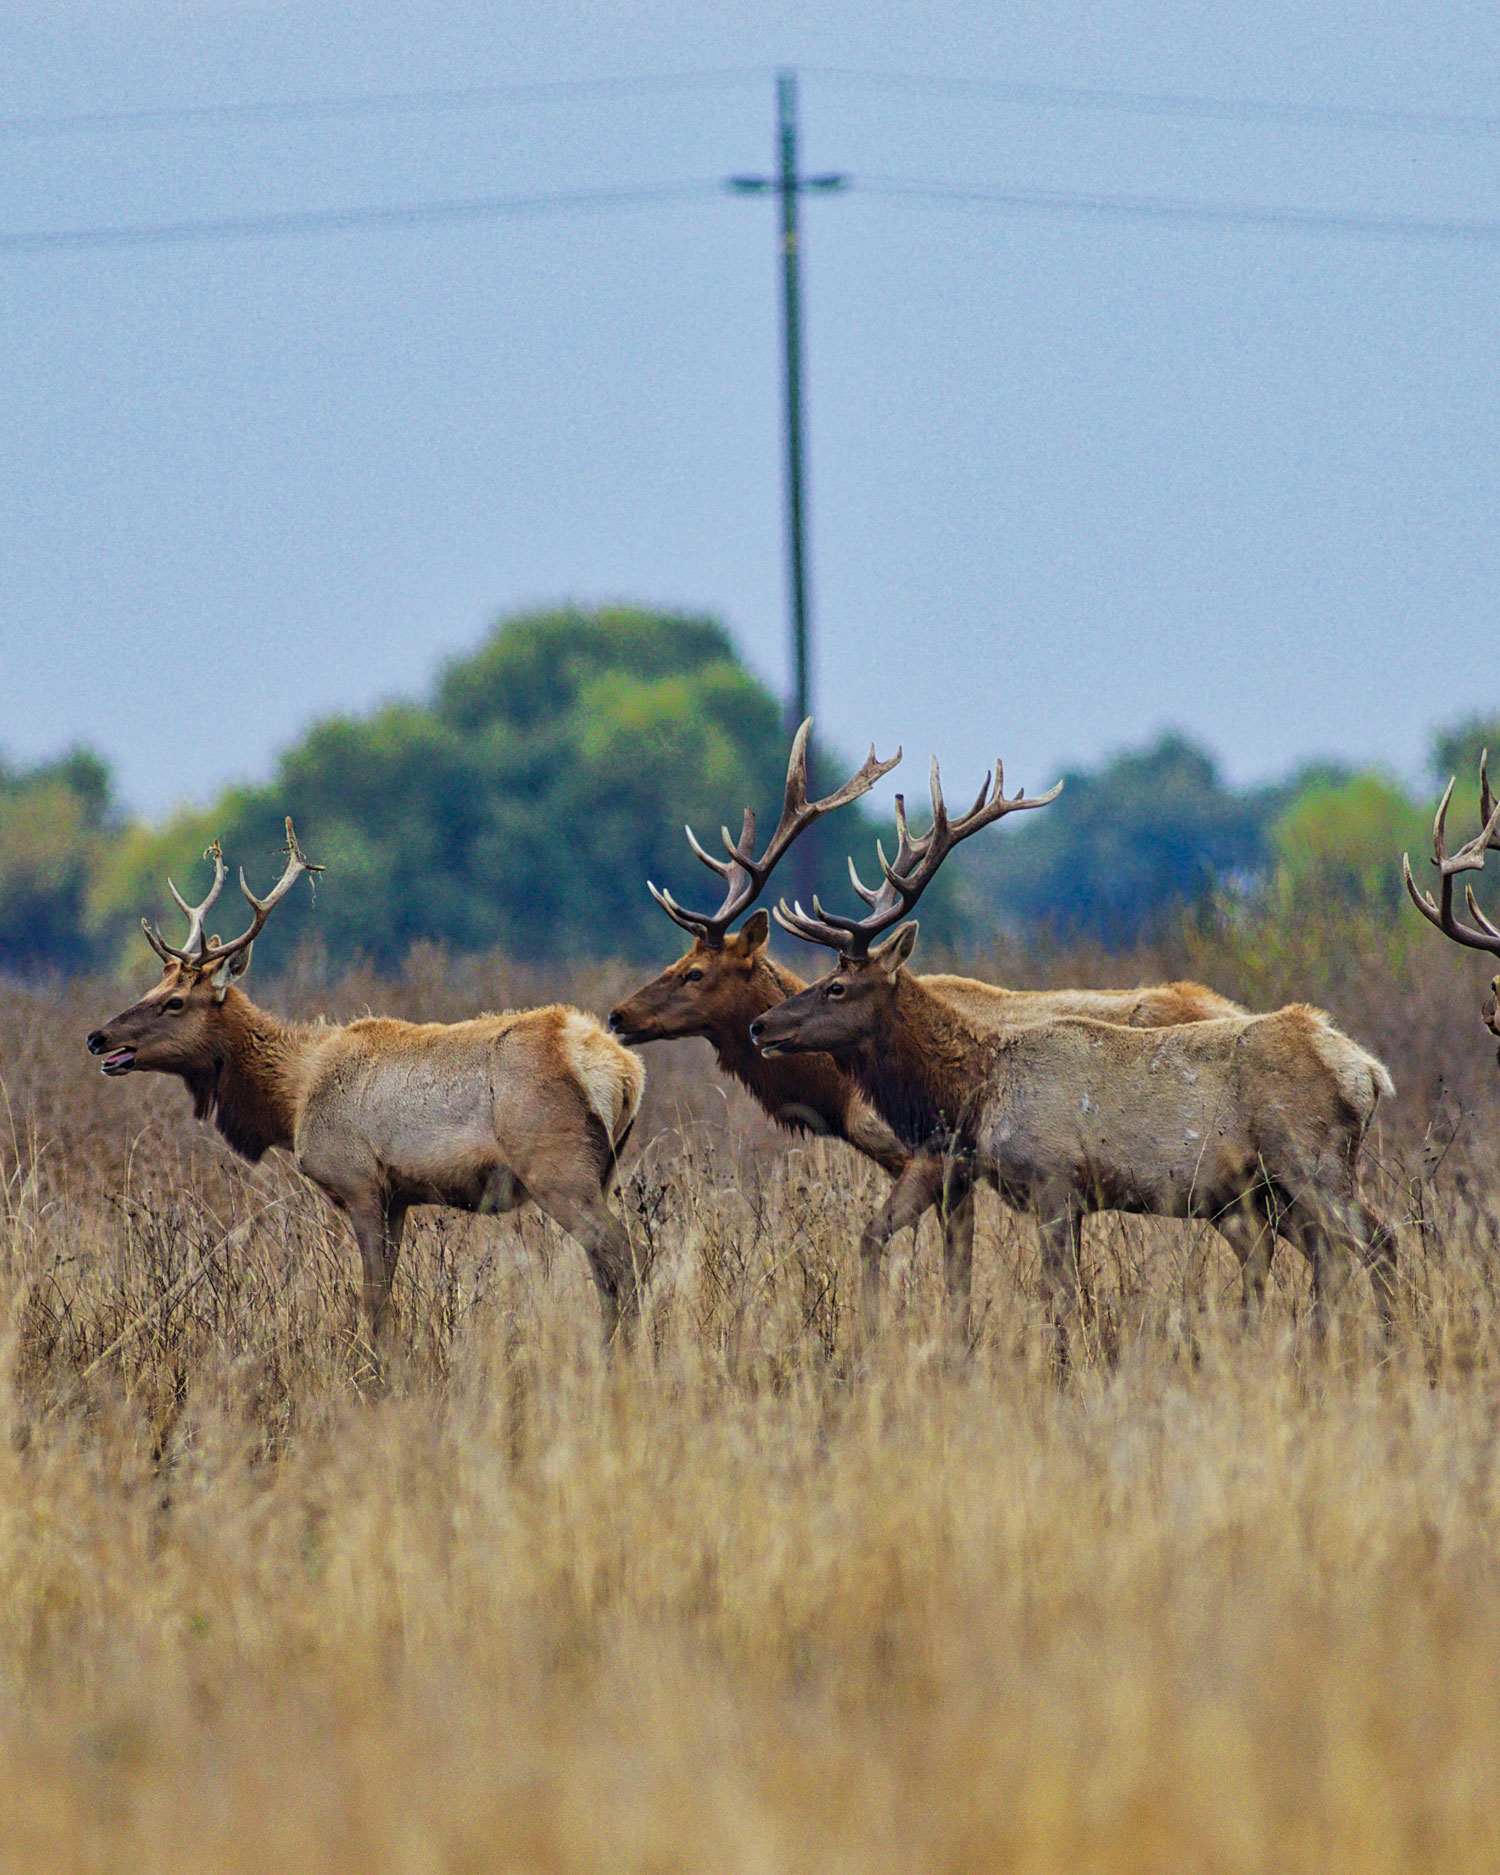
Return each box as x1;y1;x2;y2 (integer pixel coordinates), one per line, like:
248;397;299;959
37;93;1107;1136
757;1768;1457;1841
101;1047;136;1075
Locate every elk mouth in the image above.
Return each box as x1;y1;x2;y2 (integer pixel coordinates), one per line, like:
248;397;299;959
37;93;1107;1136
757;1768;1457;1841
606;1011;650;1045
99;1047;137;1075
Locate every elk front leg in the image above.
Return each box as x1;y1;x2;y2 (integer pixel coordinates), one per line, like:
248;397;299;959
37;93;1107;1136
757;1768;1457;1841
859;1154;946;1339
348;1196;405;1343
940;1168;976;1342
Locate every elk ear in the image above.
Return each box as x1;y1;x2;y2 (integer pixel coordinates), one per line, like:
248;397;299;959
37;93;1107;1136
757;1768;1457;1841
209;944;253;1000
739;909;771;954
873;922;919;978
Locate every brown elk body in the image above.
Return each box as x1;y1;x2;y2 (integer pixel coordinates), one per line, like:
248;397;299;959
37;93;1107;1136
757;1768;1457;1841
755;760;1397;1336
87;826;644;1341
611;728;1242;1329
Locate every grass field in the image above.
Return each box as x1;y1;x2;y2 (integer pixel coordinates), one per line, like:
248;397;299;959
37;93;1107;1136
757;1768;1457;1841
3;920;1500;1871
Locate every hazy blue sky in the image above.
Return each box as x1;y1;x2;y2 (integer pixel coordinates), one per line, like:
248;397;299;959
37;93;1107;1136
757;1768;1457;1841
4;1;1500;819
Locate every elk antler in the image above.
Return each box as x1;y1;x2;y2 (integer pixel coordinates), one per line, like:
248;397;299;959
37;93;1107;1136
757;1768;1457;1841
646;719;901;947
775;755;1062;958
1403;754;1500;954
143;820;322;971
142;841;228;964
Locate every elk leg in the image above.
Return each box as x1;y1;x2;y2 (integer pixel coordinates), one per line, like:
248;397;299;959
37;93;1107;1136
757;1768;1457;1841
859;1154;946;1338
1348;1198;1399;1334
348;1197;402;1343
1216;1196;1275;1324
940;1168;976;1342
1035;1198;1082;1365
533;1185;638;1345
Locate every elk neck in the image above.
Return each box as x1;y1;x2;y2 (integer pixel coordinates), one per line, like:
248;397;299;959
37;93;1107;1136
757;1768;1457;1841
705;953;859;1140
848;973;990;1153
183;989;316;1164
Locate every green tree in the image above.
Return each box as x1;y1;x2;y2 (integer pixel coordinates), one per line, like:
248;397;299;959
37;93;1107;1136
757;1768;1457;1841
100;607;920;972
1266;772;1427;914
1431;713;1500;795
0;749;117;975
961;734;1272;946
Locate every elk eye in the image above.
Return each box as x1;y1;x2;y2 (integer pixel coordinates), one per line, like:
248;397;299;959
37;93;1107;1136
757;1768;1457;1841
163;996;186;1015
684;968;705;984
826;981;846;999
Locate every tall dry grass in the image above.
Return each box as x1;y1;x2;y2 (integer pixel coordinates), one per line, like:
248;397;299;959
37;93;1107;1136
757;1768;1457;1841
0;916;1498;1870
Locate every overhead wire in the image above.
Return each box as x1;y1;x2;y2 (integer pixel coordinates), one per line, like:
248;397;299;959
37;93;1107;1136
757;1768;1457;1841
10;176;1500;255
0;67;770;139
0;180;725;254
855;178;1500;243
805;66;1500;139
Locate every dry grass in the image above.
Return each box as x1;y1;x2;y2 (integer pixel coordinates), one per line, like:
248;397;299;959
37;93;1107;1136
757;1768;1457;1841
1;924;1500;1871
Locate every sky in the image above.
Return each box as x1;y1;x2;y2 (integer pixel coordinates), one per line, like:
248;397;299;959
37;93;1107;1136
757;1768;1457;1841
3;1;1500;820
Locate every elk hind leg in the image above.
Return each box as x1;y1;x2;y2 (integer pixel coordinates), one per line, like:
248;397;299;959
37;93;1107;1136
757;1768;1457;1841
1036;1197;1083;1368
537;1184;636;1344
1216;1194;1275;1324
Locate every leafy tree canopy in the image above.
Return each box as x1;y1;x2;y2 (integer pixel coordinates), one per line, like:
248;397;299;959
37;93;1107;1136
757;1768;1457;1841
1266;772;1429;914
962;733;1274;945
0;749;117;974
102;607;912;972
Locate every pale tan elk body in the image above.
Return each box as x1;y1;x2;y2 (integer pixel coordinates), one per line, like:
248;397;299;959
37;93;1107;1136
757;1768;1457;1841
87;826;644;1340
609;724;1241;1327
754;760;1397;1334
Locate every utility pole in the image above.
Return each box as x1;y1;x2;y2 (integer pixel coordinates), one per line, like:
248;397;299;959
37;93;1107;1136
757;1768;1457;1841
729;70;847;914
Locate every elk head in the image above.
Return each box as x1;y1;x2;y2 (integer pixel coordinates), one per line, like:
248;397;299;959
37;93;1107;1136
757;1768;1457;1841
608;720;899;1044
86;820;321;1078
1404;757;1500;1045
751;756;1061;1058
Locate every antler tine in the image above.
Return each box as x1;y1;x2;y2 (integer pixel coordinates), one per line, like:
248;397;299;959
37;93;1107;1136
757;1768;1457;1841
773;896;862;952
647;879;714;941
786;755;1062;960
196;818;323;969
646;719;900;947
149;843;227;964
1402;770;1500;955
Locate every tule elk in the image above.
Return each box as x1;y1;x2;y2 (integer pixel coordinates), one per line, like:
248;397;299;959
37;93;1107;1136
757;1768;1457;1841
1403;754;1500;1053
752;758;1397;1344
87;823;644;1342
610;722;1244;1334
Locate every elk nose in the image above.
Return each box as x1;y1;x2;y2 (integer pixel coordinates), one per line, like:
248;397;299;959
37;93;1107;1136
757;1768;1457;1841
748;1016;766;1043
606;1009;624;1035
86;1030;108;1055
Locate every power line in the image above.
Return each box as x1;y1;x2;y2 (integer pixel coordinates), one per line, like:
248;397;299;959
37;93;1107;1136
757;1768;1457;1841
858;178;1500;243
808;66;1500;140
0;67;769;140
12;176;1500;256
0;180;724;254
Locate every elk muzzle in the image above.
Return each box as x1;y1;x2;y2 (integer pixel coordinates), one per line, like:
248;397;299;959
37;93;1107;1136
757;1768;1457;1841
86;1028;136;1075
749;1008;800;1058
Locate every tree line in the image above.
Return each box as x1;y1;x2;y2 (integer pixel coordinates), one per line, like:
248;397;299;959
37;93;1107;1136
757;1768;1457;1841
0;604;1489;977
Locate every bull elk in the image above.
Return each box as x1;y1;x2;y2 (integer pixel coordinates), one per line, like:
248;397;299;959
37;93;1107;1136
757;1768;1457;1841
86;823;645;1342
610;723;1244;1332
1403;755;1500;1048
752;758;1398;1339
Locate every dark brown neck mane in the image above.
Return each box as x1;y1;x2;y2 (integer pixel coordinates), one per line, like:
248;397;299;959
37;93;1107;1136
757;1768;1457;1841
705;954;862;1143
180;990;309;1164
845;973;991;1152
